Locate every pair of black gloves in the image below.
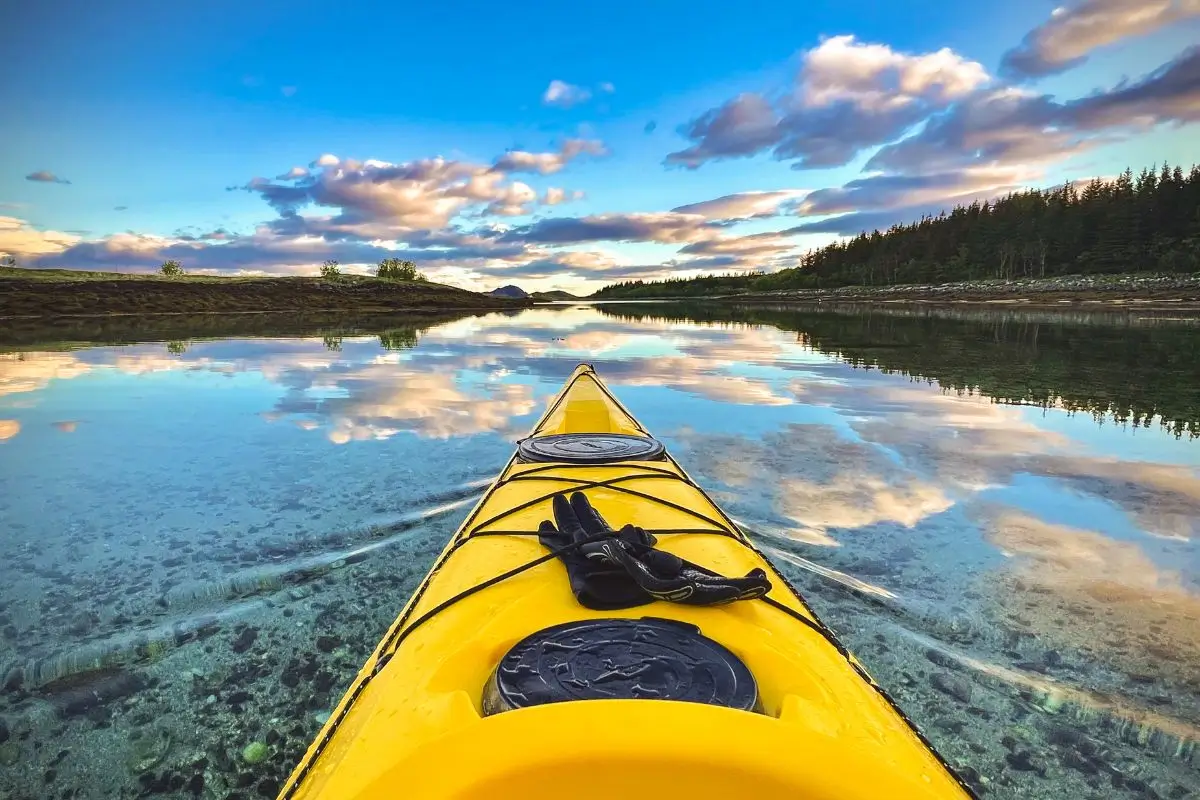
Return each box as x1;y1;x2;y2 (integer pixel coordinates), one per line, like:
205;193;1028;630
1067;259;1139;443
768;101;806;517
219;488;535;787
537;492;771;610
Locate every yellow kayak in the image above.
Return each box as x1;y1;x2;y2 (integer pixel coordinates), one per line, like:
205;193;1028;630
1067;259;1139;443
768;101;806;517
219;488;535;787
279;364;973;799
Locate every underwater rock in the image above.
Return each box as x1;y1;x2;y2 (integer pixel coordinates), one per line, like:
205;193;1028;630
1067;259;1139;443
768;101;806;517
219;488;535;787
930;672;973;704
312;671;336;693
242;741;269;765
3;665;24;692
0;740;19;767
66;611;100;637
315;635;340;653
1060;750;1100;775
231;627;258;654
924;648;960;670
173;615;220;646
1005;749;1045;774
0;716;7;743
48;668;148;718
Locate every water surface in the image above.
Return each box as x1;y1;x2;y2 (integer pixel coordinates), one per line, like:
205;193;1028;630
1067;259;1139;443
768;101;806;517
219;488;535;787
0;304;1197;799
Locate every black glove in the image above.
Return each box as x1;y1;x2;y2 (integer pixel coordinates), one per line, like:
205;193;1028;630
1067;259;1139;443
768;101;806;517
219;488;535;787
537;492;771;610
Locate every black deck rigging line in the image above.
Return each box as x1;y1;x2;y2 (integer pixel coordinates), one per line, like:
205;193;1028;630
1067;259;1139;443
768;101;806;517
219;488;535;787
279;532;609;800
501;461;681;481
464;473;736;538
735;534;979;800
281;372;979;800
469;527;734;537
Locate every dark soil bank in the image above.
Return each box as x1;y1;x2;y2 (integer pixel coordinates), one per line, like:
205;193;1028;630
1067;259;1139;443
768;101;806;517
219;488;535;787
0;277;528;318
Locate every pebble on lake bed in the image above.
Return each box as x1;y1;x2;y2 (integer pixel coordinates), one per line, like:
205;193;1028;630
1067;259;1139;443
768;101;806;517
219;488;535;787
930;672;973;704
242;741;270;765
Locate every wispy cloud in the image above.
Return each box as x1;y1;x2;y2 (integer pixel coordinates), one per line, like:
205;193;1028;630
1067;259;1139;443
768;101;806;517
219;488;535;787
672;190;807;220
498;212;719;245
25;171;71;185
1002;0;1200;78
274;166;309;180
542;79;591;108
492;138;607;174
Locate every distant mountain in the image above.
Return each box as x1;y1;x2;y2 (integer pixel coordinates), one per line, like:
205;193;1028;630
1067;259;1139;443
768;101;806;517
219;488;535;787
489;285;529;299
532;290;579;301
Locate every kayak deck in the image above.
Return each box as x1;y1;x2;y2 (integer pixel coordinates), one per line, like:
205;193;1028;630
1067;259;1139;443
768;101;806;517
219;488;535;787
280;365;972;799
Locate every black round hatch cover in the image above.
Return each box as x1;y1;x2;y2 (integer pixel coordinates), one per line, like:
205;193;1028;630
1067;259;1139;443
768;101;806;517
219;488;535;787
518;433;665;464
482;617;758;715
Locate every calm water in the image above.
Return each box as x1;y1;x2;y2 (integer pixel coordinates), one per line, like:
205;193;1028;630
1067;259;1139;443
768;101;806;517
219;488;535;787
0;303;1198;799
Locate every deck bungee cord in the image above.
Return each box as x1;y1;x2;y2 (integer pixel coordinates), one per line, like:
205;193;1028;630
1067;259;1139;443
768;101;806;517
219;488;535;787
279;364;977;800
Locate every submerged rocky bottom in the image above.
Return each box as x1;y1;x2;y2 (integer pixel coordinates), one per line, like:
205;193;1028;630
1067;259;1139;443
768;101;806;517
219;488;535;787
1;510;1196;800
790;568;1199;800
0;515;451;800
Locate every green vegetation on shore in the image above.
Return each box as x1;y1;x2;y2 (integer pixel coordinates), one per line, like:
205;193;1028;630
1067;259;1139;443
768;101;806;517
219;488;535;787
531;290;580;302
0;266;526;318
595;162;1200;299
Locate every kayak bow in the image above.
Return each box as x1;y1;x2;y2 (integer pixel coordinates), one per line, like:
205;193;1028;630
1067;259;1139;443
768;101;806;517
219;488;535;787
280;364;973;799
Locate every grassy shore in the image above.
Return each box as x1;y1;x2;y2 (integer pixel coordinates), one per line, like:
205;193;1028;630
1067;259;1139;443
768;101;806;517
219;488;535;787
667;273;1200;309
0;267;529;317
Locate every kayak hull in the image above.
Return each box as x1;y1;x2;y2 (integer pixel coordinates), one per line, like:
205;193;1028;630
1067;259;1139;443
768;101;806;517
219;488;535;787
280;364;972;799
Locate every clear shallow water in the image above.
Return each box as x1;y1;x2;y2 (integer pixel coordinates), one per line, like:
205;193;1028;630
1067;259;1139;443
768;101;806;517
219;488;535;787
0;303;1197;799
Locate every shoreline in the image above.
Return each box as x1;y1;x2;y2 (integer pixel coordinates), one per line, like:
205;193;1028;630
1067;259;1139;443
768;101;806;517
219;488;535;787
0;275;529;319
602;273;1200;311
0;309;491;348
732;294;1200;311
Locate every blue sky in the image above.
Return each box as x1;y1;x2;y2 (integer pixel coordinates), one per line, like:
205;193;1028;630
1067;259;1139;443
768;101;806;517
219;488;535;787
2;0;1199;293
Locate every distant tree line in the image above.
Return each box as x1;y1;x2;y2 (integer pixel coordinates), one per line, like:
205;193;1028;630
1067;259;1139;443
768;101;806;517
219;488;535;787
594;162;1200;299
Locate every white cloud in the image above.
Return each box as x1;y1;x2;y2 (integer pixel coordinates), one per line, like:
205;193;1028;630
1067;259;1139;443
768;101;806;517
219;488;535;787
668;36;989;169
492;138;607;174
1003;0;1200;77
543;80;591;108
0;216;82;257
799;34;989;111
